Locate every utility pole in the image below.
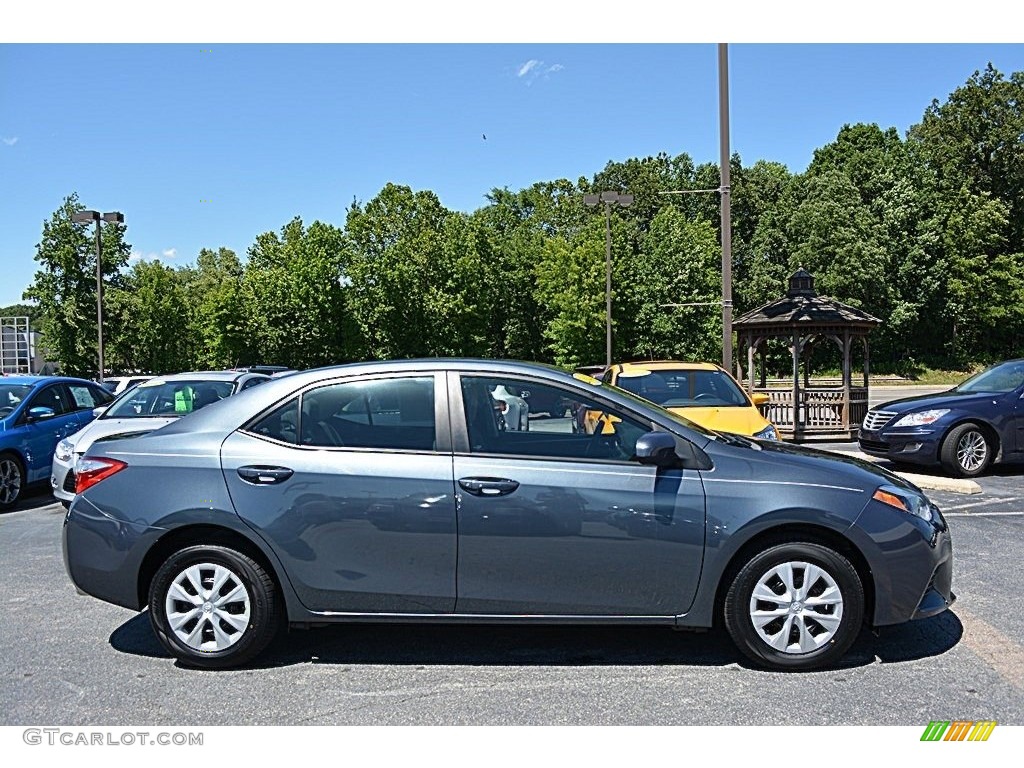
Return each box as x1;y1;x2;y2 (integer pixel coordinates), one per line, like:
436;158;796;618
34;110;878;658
718;42;733;374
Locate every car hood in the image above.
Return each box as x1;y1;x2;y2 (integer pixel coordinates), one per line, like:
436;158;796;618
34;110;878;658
875;389;1006;414
68;417;177;453
667;405;769;436
708;433;924;495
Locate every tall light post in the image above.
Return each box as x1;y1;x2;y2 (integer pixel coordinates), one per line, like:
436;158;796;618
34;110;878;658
718;42;733;374
72;209;124;382
584;190;633;369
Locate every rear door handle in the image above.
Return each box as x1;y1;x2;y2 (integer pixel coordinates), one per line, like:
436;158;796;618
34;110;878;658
458;477;520;497
237;466;294;485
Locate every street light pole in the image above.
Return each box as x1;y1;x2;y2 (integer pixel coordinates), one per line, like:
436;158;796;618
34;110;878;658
584;191;633;369
72;209;124;382
718;42;734;375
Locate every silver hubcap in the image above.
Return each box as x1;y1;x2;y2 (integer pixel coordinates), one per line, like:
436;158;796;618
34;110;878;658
749;561;844;654
164;563;251;652
0;458;22;505
957;431;987;472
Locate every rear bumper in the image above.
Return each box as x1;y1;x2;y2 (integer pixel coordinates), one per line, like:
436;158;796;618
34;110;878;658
62;495;165;610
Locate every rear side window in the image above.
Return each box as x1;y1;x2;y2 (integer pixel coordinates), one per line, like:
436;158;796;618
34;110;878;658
249;399;299;444
300;377;436;451
68;384;111;410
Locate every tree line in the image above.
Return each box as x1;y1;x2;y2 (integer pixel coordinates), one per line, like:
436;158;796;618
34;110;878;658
13;64;1024;378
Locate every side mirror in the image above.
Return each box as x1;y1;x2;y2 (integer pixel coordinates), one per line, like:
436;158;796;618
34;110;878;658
92;406;107;417
635;431;680;468
751;392;770;407
27;406;57;423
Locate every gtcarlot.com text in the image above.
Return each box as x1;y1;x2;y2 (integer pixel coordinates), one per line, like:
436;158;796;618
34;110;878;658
23;729;203;747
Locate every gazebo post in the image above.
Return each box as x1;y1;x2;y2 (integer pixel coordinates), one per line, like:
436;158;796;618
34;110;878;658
842;329;852;435
792;330;801;439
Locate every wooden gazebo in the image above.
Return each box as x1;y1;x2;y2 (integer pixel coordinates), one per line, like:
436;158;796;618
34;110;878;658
734;269;881;440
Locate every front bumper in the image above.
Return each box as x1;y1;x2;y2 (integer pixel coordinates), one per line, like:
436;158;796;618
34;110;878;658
50;453;79;503
848;499;954;627
858;428;941;466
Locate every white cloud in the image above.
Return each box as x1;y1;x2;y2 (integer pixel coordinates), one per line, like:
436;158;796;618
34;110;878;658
1;136;18;146
517;59;540;78
515;60;563;85
162;248;178;259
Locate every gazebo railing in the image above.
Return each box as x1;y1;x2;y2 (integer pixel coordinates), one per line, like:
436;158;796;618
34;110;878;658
754;386;868;437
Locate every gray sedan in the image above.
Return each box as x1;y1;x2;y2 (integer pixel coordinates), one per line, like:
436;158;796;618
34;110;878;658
62;359;953;671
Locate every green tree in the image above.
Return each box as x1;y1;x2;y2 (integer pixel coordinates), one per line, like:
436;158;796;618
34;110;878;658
105;260;194;374
183;247;248;369
22;193;131;377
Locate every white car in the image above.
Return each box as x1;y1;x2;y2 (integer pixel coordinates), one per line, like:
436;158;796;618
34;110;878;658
99;375;154;395
491;384;529;431
51;371;269;505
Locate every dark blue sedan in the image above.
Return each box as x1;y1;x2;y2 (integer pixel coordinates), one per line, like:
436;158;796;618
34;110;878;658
0;376;114;509
859;359;1024;477
63;359;953;671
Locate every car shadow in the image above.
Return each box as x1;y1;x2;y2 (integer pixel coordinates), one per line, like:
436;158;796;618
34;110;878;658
0;484;63;515
109;609;964;671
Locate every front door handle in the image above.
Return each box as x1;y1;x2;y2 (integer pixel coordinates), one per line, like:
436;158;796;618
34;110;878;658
237;465;294;485
458;477;520;497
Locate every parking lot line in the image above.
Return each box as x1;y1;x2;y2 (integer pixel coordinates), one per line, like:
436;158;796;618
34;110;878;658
941;497;1022;512
957;607;1024;690
945;511;1024;517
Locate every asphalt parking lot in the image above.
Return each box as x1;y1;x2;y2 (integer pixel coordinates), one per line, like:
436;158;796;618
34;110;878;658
2;457;1022;726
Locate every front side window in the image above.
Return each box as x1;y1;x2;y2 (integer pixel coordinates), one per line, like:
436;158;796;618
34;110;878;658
460;376;650;462
29;384;71;416
299;376;436;451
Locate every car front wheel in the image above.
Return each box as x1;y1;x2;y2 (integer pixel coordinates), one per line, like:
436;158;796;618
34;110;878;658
148;544;281;669
0;453;24;510
724;542;864;670
940;423;993;478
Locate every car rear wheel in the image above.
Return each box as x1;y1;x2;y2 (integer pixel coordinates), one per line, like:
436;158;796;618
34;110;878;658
940;423;993;478
0;453;24;510
724;542;864;670
148;545;281;669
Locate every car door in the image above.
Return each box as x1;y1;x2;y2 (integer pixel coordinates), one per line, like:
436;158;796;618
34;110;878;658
451;372;706;617
220;372;457;614
19;383;79;483
65;382;114;429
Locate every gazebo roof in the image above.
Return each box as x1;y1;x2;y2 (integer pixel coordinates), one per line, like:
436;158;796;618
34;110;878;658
734;269;881;331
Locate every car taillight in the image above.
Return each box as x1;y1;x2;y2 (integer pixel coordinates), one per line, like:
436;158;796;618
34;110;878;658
75;457;128;494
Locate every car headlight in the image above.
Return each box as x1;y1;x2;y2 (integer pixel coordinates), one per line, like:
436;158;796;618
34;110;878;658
55;438;75;463
754;425;779;440
892;409;949;427
872;484;935;523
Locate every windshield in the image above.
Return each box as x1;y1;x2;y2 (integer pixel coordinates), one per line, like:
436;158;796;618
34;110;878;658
0;384;32;417
102;379;234;419
615;368;749;408
576;376;719;439
955;361;1024;393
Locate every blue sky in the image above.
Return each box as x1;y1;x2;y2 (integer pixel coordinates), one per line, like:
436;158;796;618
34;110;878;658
2;43;1024;306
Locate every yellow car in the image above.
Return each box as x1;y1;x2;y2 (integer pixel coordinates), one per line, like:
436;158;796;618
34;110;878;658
601;361;779;440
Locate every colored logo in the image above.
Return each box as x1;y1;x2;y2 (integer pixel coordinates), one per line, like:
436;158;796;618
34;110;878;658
921;721;997;741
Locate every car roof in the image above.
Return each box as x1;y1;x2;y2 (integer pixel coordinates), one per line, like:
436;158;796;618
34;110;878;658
139;371;255;383
615;360;721;372
0;375;102;387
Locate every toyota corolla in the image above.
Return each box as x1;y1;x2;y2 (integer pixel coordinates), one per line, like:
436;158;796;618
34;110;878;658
63;359;954;670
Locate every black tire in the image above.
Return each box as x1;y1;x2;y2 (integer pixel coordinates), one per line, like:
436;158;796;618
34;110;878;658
939;423;994;478
724;542;864;671
148;544;281;669
0;452;25;510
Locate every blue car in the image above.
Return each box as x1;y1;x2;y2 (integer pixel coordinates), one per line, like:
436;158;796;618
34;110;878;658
0;376;114;509
63;359;954;671
859;359;1024;477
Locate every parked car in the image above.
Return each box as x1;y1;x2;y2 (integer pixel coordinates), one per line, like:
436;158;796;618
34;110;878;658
51;370;269;506
859;358;1024;477
64;359;953;671
99;375;154;395
602;361;778;440
0;376;114;509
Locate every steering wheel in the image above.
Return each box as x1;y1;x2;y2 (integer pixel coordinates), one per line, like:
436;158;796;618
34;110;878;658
694;393;716;402
0;406;13;419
